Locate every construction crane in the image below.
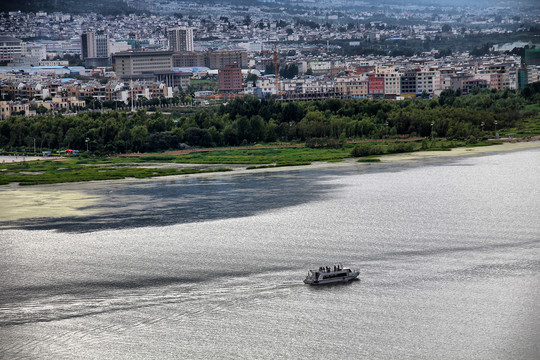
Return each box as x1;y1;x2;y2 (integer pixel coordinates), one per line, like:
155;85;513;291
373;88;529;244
273;44;279;97
262;44;280;97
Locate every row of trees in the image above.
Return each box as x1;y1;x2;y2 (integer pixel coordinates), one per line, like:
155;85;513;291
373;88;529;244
1;84;539;154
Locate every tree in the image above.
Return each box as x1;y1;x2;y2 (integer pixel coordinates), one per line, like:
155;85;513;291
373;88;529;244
130;125;148;152
265;63;275;75
246;73;258;86
280;64;298;79
184;127;211;147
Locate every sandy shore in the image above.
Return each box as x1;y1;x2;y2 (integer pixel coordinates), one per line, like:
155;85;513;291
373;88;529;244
1;141;539;224
0;155;59;163
379;141;540;162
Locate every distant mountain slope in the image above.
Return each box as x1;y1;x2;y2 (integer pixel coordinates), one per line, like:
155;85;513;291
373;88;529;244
1;0;144;15
3;0;537;15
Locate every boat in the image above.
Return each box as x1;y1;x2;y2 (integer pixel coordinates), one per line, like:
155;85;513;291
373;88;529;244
303;265;359;285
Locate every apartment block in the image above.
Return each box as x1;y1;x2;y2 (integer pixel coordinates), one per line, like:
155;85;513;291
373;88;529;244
113;51;174;77
207;50;248;69
219;64;243;92
334;76;368;98
368;74;384;97
0;36;23;63
81;32;110;67
400;70;417;98
416;70;439;96
173;51;205;67
383;71;401;96
173;50;248;69
168;28;194;52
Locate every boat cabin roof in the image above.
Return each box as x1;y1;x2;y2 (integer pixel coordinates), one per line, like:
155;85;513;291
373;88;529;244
309;265;349;272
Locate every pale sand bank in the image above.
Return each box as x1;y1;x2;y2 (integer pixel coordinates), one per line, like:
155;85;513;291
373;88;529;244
0;155;58;163
0;185;103;224
380;141;540;162
1;141;538;223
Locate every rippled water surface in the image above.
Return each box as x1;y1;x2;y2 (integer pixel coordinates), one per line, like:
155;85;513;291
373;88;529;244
1;149;539;359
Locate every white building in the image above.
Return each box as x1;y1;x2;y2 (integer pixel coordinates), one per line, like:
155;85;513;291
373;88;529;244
167;27;194;52
109;40;131;55
25;44;47;60
383;71;401;96
416;69;440;96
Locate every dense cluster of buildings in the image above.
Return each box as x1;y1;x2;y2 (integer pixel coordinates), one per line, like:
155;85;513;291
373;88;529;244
243;53;539;100
0;5;539;119
2;48;538;119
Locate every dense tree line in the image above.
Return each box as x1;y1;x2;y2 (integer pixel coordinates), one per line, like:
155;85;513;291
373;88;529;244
1;84;539;154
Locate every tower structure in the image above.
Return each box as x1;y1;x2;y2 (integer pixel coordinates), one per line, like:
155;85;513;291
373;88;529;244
81;32;110;66
167;27;194;52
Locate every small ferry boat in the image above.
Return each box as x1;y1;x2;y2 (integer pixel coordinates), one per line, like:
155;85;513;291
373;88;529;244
303;265;359;285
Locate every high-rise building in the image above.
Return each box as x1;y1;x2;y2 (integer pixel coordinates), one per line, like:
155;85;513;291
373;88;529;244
81;32;110;67
81;32;109;59
0;35;23;63
218;64;243;93
168;28;194;52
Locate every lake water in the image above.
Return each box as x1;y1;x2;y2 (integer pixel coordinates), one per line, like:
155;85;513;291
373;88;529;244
1;149;539;359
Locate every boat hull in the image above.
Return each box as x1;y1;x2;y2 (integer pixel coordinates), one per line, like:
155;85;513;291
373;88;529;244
303;272;359;285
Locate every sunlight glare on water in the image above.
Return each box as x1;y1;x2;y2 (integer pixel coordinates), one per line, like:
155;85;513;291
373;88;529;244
1;149;539;359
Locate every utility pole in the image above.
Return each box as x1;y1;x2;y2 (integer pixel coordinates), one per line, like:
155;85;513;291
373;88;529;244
131;80;134;112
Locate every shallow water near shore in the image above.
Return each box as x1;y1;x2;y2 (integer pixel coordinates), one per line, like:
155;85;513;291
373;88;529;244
1;148;539;359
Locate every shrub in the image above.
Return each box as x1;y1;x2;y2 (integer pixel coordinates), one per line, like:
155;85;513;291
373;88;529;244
306;137;344;149
351;143;386;157
387;142;416;153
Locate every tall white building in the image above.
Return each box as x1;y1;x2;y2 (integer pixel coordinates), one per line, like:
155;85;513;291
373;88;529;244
167;27;194;52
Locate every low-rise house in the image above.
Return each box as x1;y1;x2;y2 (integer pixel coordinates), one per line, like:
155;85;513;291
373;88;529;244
0;100;30;119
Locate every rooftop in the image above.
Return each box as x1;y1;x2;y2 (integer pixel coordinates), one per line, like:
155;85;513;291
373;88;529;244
0;35;22;43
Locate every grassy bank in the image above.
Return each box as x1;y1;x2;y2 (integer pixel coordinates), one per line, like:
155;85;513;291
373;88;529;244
0;139;505;186
0;159;231;186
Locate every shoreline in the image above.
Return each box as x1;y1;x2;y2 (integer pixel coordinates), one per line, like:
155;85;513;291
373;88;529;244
0;141;539;224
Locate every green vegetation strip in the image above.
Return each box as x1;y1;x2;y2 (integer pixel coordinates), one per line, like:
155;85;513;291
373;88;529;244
0;159;231;186
0;139;512;186
357;158;381;163
147;147;353;165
